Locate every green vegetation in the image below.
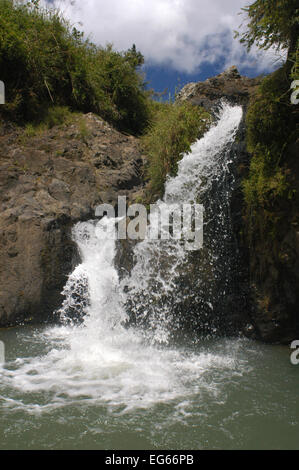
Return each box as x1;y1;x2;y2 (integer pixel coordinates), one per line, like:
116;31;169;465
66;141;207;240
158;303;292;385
142;101;211;199
290;37;299;81
0;0;149;134
23;106;73;135
237;0;299;92
243;65;298;241
16;105;80;145
237;0;298;54
39;105;73;129
0;0;212;202
238;0;298;242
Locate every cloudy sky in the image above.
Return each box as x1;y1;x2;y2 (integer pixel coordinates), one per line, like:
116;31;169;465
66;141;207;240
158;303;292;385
48;0;284;95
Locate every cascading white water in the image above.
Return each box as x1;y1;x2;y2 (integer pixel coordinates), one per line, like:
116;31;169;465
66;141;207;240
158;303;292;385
0;102;246;413
123;102;243;340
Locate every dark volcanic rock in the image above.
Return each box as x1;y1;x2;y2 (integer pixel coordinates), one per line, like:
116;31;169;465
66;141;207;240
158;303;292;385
177;67;259;339
177;65;261;112
0;113;145;326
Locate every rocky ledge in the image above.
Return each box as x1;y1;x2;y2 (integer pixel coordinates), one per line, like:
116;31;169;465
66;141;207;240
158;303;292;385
177;65;261;110
0;113;145;326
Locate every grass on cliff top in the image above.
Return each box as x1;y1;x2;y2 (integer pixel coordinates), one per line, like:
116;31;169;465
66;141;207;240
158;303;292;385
19;106;92;145
22;106;74;136
142;100;212;200
0;0;150;135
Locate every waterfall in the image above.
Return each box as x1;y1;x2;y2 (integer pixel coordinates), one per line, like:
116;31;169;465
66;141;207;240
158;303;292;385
58;101;243;343
121;101;244;341
0;102;245;412
1;103;298;450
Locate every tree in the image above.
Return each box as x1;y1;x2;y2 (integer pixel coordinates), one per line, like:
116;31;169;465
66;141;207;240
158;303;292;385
124;44;144;69
236;0;299;54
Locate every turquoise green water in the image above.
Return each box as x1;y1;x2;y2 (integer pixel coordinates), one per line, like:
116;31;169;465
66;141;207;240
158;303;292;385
0;325;298;450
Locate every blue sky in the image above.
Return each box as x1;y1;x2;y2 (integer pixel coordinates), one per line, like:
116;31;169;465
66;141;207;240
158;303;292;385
143;57;273;99
48;0;284;97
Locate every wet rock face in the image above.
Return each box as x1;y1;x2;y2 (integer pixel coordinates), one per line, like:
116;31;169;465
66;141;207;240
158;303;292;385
177;65;261;111
178;67;299;344
0;113;145;326
248;137;299;344
176;68;257;339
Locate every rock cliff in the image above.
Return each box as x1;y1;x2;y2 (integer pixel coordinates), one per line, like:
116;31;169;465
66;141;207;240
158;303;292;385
0;113;145;326
177;66;261;110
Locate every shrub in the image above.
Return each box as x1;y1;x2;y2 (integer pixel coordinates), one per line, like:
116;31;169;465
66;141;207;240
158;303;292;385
243;65;298;240
290;37;299;81
142;101;211;199
0;0;149;134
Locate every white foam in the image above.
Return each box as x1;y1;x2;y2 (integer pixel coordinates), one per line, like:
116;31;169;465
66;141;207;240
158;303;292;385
0;103;246;414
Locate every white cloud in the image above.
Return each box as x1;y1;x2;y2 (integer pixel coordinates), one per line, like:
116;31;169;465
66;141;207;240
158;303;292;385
49;0;284;74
